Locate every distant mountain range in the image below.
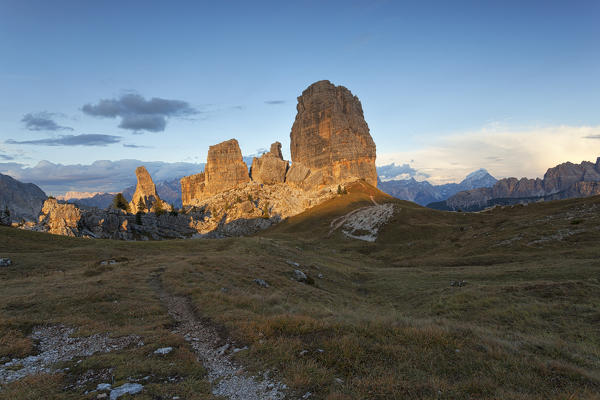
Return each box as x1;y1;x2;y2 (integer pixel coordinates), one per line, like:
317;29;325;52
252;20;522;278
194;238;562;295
429;157;600;211
377;168;498;206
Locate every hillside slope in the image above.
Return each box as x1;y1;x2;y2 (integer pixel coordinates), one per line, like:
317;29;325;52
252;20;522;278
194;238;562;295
1;188;599;399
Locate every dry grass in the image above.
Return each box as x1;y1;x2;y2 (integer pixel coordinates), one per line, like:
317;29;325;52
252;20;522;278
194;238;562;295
1;184;600;398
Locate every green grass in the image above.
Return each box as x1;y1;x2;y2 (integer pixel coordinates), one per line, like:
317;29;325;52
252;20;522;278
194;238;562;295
1;184;600;399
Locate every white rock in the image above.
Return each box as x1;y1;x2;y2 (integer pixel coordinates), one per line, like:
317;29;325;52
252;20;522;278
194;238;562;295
154;347;173;355
110;383;143;400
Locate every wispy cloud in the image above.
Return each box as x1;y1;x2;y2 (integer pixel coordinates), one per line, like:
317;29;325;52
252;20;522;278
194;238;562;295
82;93;198;133
6;134;121;147
264;100;285;105
378;124;600;184
123;143;153;149
21;112;73;131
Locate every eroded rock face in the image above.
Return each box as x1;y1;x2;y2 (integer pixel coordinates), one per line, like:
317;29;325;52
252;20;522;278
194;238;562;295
129;166;164;212
290;80;377;190
38;199;82;236
250;142;289;184
205;139;250;193
0;172;47;223
181;139;250;206
180;173;205;207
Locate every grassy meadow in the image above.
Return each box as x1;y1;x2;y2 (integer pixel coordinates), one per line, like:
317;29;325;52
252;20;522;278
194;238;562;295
0;184;599;399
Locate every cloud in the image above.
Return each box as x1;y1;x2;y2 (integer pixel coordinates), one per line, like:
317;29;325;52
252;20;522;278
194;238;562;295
123;143;153;149
82;93;197;133
21;112;73;131
378;124;600;185
6;134;121;146
0;159;205;195
583;135;600;139
264;100;285;105
376;163;430;182
0;154;14;160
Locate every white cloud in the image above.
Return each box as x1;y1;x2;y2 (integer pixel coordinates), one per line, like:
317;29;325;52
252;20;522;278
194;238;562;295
378;124;600;185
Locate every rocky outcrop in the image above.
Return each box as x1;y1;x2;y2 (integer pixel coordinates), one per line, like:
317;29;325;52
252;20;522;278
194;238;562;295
181;139;250;206
205;139;251;194
38;199;82;236
0;173;47;223
432;157;600;211
34;198;196;240
250;142;289;184
129;166;165;213
289;80;377;190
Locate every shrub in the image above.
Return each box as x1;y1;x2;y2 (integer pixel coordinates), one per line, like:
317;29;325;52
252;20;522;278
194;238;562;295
261;202;270;219
154;201;166;216
135;211;143;225
169;203;178;216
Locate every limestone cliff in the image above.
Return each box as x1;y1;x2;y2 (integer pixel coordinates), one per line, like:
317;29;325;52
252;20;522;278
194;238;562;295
250;142;289;184
181;139;250;206
289;80;377;190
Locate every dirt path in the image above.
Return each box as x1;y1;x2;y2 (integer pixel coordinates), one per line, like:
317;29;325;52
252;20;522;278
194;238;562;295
152;274;286;400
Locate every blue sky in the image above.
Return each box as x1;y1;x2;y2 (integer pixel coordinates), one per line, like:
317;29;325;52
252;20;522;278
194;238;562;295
1;0;599;192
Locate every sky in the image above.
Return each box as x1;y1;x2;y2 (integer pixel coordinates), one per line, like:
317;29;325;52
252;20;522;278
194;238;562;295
0;0;599;194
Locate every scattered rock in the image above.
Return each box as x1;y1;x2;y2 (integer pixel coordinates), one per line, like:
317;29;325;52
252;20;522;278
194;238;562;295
286;260;300;267
299;350;308;356
0;325;140;384
450;280;467;287
254;279;269;288
0;258;12;267
335;378;344;384
97;394;108;399
100;259;117;265
302;392;312;399
330;203;395;242
317;273;324;279
153;347;173;355
109;382;143;400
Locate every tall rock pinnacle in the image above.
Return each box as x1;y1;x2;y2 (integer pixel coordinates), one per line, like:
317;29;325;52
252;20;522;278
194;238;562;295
289;80;377;190
129;166;163;212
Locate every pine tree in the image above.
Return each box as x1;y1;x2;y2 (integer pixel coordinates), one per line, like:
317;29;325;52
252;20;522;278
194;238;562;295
136;197;146;213
112;193;130;212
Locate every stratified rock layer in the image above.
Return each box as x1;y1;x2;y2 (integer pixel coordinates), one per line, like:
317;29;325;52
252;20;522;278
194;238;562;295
290;80;377;190
128;166;165;212
180;173;205;206
251;142;289;184
181;139;250;206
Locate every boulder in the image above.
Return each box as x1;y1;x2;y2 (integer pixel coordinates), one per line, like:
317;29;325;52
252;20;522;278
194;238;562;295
289;80;377;190
0;258;12;267
270;141;283;159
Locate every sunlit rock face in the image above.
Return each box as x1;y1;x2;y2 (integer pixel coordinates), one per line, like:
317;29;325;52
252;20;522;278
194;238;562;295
180;139;250;206
251;142;289;185
129;166;164;212
289;80;377;190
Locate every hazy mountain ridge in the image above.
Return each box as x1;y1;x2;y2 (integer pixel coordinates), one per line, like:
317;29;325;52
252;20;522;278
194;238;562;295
377;168;497;205
430;157;600;211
